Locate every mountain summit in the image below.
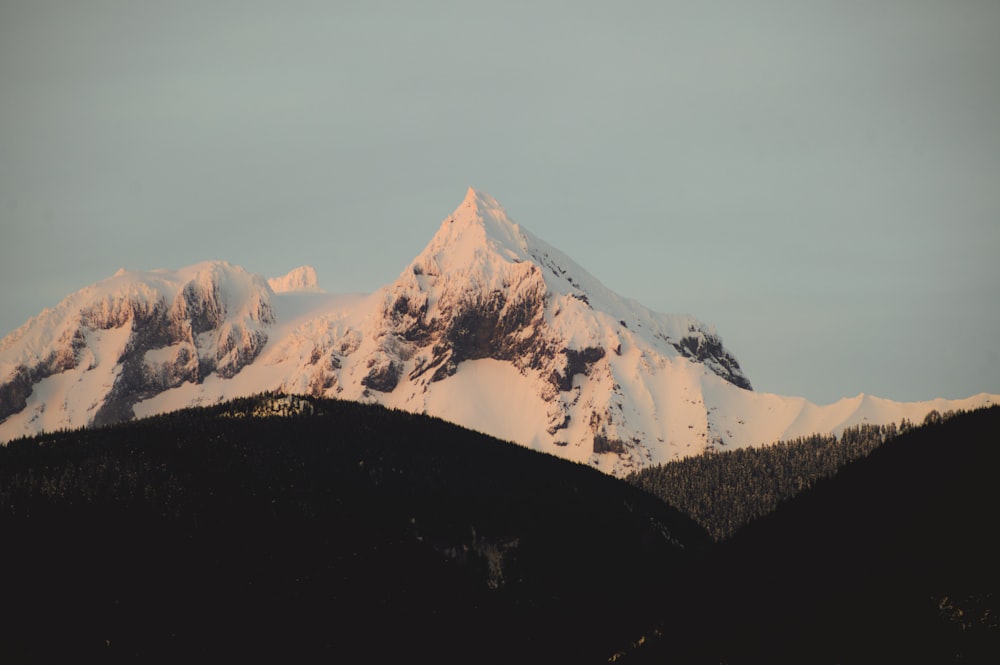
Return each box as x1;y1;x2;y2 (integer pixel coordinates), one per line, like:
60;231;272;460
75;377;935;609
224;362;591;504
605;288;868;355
0;190;994;474
424;187;528;260
398;188;751;388
268;266;321;293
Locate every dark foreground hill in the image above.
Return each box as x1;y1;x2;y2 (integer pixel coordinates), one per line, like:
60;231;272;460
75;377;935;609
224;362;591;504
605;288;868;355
0;395;710;663
625;405;1000;664
3;398;998;663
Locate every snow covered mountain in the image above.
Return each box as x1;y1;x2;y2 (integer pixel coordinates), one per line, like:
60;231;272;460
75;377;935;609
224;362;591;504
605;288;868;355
0;261;274;430
1;189;995;475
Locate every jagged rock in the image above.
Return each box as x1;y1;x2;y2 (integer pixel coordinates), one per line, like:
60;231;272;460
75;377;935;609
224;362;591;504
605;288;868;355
550;346;606;392
362;360;401;394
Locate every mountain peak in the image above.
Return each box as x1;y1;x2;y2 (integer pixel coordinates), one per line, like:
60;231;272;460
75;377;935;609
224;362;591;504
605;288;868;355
408;189;529;279
458;186;502;216
268;266;321;293
462;185;479;205
451;187;517;234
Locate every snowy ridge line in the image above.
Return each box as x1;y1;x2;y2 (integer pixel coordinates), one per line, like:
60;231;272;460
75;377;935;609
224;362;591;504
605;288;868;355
1;189;996;477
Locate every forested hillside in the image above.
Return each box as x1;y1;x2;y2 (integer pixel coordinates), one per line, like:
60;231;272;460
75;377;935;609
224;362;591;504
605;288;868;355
622;406;1000;664
3;397;997;662
627;420;907;540
0;394;708;663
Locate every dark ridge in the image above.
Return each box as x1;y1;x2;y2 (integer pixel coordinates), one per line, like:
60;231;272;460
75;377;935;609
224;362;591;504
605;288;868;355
623;406;1000;664
627;421;897;541
5;398;997;663
0;394;710;664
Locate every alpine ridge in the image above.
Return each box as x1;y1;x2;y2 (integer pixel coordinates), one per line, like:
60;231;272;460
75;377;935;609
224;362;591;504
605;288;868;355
1;189;995;475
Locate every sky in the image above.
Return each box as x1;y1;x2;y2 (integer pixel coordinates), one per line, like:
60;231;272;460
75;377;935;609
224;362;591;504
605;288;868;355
1;0;998;405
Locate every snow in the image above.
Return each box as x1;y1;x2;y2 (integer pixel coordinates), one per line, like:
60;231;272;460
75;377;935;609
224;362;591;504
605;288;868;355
700;382;997;452
0;324;132;438
268;266;322;293
412;359;553;452
1;188;997;478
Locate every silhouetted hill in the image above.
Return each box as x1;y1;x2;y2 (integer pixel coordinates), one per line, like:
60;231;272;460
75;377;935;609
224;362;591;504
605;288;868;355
625;406;1000;664
627;422;894;540
0;395;710;663
4;398;997;663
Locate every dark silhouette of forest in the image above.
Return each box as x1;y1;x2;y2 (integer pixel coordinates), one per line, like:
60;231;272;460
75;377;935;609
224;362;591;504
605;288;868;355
627;421;904;540
622;405;1000;663
1;396;997;663
0;395;708;663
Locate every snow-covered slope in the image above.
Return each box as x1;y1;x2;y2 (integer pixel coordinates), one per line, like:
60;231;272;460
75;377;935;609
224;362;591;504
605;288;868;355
1;189;995;475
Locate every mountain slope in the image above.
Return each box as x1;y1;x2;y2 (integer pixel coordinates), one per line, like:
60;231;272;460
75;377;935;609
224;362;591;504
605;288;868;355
0;395;710;663
1;189;995;474
624;405;1000;664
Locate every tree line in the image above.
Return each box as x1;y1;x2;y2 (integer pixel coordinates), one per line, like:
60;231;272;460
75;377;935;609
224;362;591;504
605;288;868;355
626;411;958;541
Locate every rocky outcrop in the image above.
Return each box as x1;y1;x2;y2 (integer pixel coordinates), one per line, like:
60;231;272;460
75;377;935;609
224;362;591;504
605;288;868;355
674;332;751;391
550;346;606;392
0;262;275;430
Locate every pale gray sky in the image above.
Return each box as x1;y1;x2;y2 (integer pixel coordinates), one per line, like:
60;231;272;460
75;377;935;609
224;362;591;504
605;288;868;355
2;0;998;404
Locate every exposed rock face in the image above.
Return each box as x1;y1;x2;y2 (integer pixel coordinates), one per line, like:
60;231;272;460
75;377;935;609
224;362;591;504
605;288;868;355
551;347;606;392
674;332;752;391
1;262;274;430
373;259;553;388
